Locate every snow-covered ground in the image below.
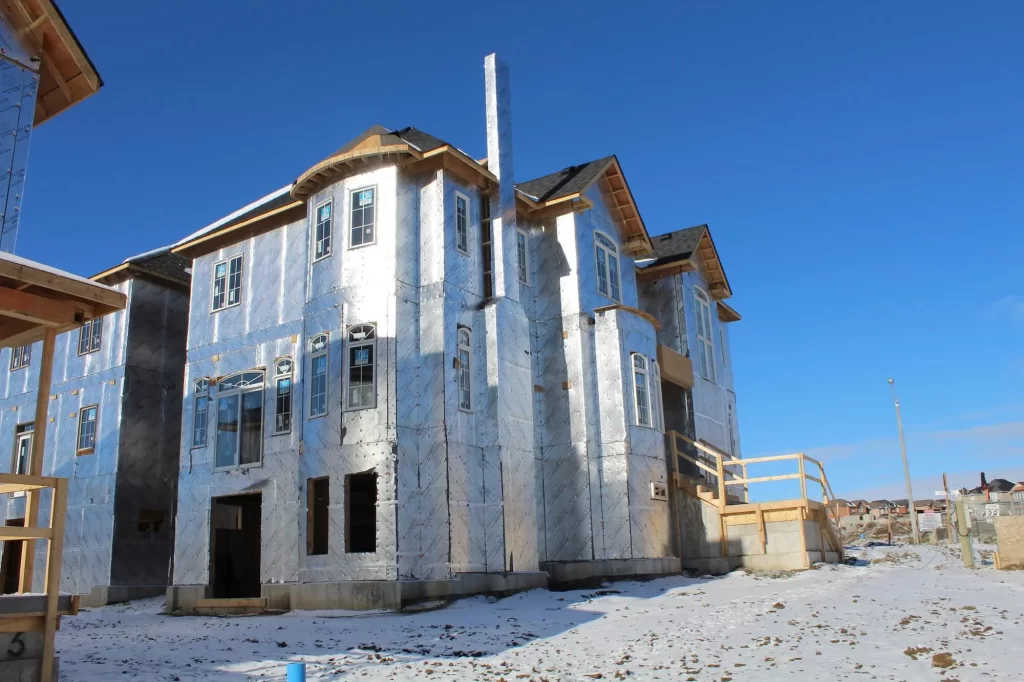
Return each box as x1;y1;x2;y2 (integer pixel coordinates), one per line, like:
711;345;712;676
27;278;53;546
58;544;1024;681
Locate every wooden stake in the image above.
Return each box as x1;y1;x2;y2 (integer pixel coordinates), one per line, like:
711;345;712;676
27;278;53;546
41;478;67;682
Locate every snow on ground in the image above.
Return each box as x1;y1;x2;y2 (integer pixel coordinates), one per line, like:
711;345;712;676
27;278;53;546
58;544;1024;681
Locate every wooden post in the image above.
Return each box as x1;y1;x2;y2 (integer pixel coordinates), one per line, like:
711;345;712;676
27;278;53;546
799;505;810;568
715;450;726;511
41;478;68;682
667;432;682;559
942;473;953;544
20;327;56;592
797;454;808;503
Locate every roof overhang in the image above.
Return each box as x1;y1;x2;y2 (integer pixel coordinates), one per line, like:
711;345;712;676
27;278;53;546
636;226;733;300
292;132;497;202
716;301;741;323
515;157;653;256
172;199;306;260
0;251;125;348
2;0;103;125
90;261;189;290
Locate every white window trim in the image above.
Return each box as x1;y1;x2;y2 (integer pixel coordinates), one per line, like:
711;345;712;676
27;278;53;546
694;286;716;383
213;371;265;471
211;254;244;313
309;334;329;419
10;344;30;371
632;353;652;428
191;378;209;449
516;229;529;286
594;230;621;302
77;405;98;455
348;185;378;250
651;359;665;432
312;199;333;263
457;327;472;412
12;424;32;496
454;192;470;256
344;324;377;411
77;318;102;356
274;358;294;434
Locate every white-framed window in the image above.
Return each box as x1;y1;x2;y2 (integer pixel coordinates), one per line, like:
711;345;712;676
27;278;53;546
78;318;102;355
349;187;376;248
516;229;529;285
212;255;243;311
694;287;716;383
345;324;376;410
274;358;293;433
309;334;328;418
457;328;472;411
12;423;32;495
192;378;209;447
77;405;98;455
632;354;652;427
215;371;264;469
720;326;728;368
455;192;469;255
313;200;333;261
10;344;30;370
594;231;621;301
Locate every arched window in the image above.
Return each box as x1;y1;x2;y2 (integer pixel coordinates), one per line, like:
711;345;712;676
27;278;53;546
192;378;209;447
309;334;329;418
632;353;652;427
693;287;716;382
274;358;293;433
215;370;265;469
346;324;376;410
457;328;472;411
594;231;621;301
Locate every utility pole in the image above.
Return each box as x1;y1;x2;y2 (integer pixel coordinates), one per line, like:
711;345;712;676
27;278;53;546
887;378;920;544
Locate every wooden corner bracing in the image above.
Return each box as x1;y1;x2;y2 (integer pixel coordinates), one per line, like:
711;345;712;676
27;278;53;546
597;159;652;257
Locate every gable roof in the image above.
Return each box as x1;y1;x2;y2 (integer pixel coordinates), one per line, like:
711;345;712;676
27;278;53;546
516;156;615;202
292;125;495;201
636;224;734;300
516;156;653;256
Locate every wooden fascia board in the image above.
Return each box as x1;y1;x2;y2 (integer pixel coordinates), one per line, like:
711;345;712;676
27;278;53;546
716;301;742;323
172;201;305;259
698;229;733;299
34;0;100;91
593;303;661;331
292;143;420;199
0;260;125;311
421;146;498;185
635;258;696;281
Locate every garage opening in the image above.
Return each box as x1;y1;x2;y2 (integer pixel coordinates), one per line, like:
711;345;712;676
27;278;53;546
345;472;377;553
0;518;25;594
307;477;329;556
210;494;261;598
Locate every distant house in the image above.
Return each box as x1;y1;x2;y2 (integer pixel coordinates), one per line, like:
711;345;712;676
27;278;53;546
891;499;909;515
830;499;853;518
966;478;1017;503
868;500;892;519
1012;483;1024;501
850;500;869;516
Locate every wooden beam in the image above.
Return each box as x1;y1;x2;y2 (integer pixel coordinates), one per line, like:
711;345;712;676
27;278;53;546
725;474;801;486
41;477;68;682
0;260;125;311
0;317;39;347
0;287;82;326
20;327;55;593
0;526;52;540
593;303;661;330
40;46;72;103
31;0;100;91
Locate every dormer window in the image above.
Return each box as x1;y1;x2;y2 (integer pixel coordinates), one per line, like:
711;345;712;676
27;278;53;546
594;231;620;301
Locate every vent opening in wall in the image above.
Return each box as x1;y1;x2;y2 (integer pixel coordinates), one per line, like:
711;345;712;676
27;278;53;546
650;481;668;501
346;471;378;553
307;477;329;556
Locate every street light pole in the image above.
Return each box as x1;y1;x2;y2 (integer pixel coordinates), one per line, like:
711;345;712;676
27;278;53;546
888;378;920;544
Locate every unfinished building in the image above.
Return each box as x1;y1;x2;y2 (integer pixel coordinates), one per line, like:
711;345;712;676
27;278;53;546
168;54;839;613
0;248;189;603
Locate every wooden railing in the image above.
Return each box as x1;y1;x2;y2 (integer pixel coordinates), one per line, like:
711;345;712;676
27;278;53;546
668;431;837;512
0;473;72;682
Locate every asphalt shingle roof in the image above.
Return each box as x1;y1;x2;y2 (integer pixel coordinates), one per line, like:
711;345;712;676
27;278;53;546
132;251;191;283
643;225;707;267
516;156;615;203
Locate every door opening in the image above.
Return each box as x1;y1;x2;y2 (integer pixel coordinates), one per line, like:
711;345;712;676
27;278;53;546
210;494;262;599
0;518;25;594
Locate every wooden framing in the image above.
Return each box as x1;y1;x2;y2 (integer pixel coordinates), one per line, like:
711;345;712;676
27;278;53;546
592;303;661;331
172;202;306;260
716;301;742;323
1;0;103;125
596;158;652;256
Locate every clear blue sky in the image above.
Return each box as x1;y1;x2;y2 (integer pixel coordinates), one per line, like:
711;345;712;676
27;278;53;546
19;1;1024;499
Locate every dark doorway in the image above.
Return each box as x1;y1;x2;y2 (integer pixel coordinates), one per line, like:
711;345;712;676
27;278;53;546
346;472;377;553
0;518;25;594
210;494;261;599
307;477;329;556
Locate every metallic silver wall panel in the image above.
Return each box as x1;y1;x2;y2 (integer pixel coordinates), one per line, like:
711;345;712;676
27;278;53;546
0;40;38;253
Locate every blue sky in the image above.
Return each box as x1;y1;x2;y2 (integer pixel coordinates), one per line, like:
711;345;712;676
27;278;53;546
18;1;1024;498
